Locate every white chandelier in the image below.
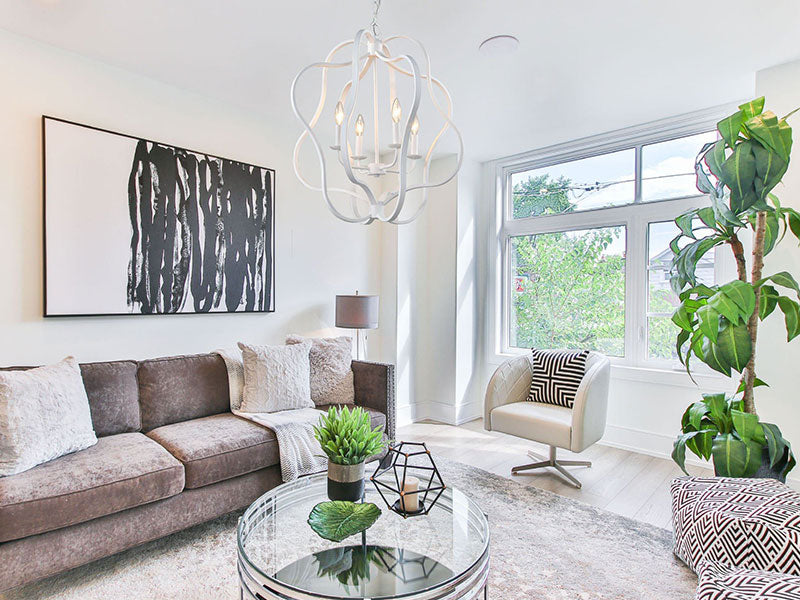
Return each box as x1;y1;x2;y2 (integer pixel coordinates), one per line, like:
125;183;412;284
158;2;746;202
290;0;463;225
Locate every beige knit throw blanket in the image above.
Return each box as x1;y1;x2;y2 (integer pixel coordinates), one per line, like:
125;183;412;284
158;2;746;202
215;347;326;482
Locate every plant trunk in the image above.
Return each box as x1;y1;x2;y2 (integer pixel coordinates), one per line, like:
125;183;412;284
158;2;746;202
728;233;749;282
741;212;767;415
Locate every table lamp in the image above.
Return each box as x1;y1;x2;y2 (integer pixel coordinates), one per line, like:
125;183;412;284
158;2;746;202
335;292;379;360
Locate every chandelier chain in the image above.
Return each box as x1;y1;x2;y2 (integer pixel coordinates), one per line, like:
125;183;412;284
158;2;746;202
371;0;382;37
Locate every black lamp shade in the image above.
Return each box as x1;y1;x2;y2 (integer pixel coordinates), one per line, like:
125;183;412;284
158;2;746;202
335;295;379;329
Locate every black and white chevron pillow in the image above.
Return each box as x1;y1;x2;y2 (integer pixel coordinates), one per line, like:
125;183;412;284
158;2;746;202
527;349;589;409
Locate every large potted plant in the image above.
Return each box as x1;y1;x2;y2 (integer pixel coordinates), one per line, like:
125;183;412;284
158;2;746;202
670;97;799;480
314;405;387;501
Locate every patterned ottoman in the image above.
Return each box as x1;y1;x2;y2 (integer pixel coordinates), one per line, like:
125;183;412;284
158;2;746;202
671;477;800;574
696;562;800;600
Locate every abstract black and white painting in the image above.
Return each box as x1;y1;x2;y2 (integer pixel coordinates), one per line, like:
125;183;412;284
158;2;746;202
43;117;275;316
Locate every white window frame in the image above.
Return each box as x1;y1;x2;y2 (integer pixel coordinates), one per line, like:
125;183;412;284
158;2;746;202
485;104;740;381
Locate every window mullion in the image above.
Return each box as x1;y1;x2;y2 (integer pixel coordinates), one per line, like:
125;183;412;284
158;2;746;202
626;212;647;366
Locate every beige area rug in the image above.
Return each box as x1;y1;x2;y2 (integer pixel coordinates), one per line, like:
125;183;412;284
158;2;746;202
2;458;696;600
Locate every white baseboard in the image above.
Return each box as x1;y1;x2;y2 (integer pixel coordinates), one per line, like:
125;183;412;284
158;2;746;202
600;423;800;490
396;402;428;427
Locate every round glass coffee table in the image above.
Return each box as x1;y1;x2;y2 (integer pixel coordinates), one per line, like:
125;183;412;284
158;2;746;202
237;473;490;599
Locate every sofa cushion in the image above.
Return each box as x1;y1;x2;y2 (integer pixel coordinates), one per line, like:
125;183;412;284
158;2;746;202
138;353;230;431
0;360;140;437
146;413;279;489
79;360;140;436
0;432;183;543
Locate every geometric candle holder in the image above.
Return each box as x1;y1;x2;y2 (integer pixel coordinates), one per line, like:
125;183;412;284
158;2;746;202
370;441;445;519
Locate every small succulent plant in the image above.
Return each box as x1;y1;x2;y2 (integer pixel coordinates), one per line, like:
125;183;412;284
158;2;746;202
314;405;386;465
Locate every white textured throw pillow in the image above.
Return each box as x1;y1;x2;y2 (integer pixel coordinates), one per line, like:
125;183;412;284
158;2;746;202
0;357;97;476
238;341;314;413
286;335;354;406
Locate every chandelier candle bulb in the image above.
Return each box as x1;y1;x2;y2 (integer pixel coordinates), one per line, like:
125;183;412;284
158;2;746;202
390;98;402;147
353;114;365;160
409;116;420;158
332;101;344;149
400;476;420;512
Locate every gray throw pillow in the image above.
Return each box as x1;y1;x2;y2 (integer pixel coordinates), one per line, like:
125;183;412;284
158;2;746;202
0;357;97;476
286;335;354;406
237;341;314;413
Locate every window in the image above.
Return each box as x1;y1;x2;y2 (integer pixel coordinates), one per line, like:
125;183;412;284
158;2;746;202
496;123;728;369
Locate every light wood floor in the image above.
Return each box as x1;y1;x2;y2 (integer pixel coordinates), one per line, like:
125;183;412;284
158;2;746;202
398;418;712;530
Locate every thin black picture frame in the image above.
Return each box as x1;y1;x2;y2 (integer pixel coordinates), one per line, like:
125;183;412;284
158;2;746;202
42;115;276;318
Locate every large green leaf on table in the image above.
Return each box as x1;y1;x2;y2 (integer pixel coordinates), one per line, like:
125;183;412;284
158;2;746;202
715;320;752;373
731;409;763;442
777;296;800;341
752;143;789;201
719;281;756;319
760;285;780;320
308;501;382;543
739;97;766;120
673;430;716;475
744;110;793;163
695;304;720;343
720;140;758;213
712;433;762;477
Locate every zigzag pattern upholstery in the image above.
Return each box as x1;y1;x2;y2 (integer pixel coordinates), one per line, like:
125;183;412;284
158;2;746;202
671;477;800;575
527;349;588;408
696;562;800;600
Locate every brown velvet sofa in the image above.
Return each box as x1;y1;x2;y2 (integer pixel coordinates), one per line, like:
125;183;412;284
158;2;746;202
0;352;396;592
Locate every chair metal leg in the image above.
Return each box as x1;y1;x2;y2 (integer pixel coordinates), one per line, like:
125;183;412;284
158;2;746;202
511;446;591;489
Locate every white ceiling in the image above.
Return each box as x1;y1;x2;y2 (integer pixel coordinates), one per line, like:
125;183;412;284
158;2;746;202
2;0;800;161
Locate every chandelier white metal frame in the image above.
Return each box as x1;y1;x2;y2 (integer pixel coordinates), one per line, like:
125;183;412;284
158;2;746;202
290;0;463;225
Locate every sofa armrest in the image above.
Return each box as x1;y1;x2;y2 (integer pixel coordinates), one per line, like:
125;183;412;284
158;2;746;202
352;360;396;441
484;354;532;431
570;352;611;452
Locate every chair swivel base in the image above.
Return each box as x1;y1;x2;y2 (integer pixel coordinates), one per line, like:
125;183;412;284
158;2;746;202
511;446;591;489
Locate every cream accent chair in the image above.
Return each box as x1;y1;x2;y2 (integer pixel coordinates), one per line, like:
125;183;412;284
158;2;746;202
484;352;611;488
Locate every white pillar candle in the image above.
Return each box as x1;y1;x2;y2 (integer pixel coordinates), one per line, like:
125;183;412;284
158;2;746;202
400;476;420;512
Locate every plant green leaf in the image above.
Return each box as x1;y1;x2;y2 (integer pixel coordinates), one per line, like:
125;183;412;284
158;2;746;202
671;304;693;332
745;110;793;162
673;430;715;475
717;110;744;148
752;143;789;201
715;320;752;373
703;393;729;431
719;140;758;213
731;409;761;441
695;304;720;343
307;501;382;543
701;337;732;376
739;97;765;120
712;433;762;477
719;281;756;318
777;296;800;341
761;423;789;469
761;271;800;298
759;285;779;320
708;289;743;324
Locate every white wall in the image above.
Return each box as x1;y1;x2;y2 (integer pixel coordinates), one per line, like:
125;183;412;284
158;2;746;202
0;29;381;364
752;60;800;467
